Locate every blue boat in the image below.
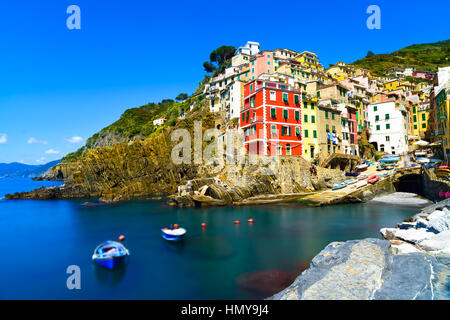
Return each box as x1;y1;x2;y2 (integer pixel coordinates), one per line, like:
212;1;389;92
162;226;186;242
92;241;129;270
332;182;347;190
345;171;360;177
344;179;357;185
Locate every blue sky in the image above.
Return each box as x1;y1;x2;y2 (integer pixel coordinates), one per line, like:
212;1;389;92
0;0;449;164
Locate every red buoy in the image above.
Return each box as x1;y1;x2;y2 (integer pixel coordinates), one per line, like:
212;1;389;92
173;224;179;229
118;235;125;241
248;219;254;223
234;220;240;224
201;223;206;228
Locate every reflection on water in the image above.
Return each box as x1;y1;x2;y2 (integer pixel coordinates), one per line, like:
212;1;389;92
0;178;428;299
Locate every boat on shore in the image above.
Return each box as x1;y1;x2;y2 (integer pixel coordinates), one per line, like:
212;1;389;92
367;175;380;184
356;164;368;171
332;182;347;190
344;179;357;185
92;241;129;270
357;174;368;180
345;171;360;177
352;180;367;189
162;225;186;241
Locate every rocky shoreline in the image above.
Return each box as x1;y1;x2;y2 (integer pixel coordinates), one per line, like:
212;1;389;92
270;198;450;300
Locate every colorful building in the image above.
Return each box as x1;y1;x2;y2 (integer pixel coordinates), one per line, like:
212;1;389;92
240;79;303;156
301;97;320;160
317;101;342;161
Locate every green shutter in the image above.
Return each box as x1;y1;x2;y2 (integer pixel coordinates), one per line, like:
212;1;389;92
312;115;315;123
295;111;300;120
283;109;288;119
305;129;309;138
271;108;276;118
313;130;317;138
385;114;390;120
304;115;308;122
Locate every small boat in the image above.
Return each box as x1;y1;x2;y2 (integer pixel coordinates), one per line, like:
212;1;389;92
356;164;368;171
92;241;129;270
332;182;347;190
378;172;390;177
367;175;380;184
161;225;186;242
357;174;368;180
344;179;357;185
352;180;368;189
345;171;360;177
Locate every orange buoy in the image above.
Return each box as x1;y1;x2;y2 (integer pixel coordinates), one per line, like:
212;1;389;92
234;220;240;224
163;228;168;230
173;224;179;229
118;235;125;241
201;223;206;228
248;219;254;223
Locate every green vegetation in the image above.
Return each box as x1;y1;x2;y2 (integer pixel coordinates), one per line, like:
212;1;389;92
352;39;450;75
62;95;207;162
203;45;236;76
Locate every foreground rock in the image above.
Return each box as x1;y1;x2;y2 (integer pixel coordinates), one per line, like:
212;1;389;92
271;199;450;300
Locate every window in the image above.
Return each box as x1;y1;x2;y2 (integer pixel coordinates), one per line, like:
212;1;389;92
386;136;390;142
304;115;308;122
313;130;317;138
270;91;276;101
376;125;380;131
413;115;417;122
385;114;390;120
422;123;426;129
374;106;378;111
271;125;277;136
304;129;309;138
304;102;308;108
311;115;315;123
386;123;390;129
317;91;320;98
332;125;336;133
250;97;255;108
283;109;289;119
276;143;282;155
241;113;245;122
294;95;299;104
422;114;426;121
325;111;329;119
296;127;301;137
282;93;288;103
271;108;276;118
326;124;330;132
414;124;418;129
286;144;291;156
375;115;379;121
295;110;300;121
311;103;315;110
331;113;335;120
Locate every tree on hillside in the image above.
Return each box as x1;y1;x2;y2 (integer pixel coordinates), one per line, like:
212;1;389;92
176;93;189;101
203;61;216;73
203;45;236;75
366;51;375;57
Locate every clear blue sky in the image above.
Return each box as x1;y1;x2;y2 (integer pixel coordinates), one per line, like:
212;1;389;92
0;0;449;164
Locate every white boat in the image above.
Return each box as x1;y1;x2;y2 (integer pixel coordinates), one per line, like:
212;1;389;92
356;164;368;171
352;180;368;189
357;174;368;180
161;226;186;241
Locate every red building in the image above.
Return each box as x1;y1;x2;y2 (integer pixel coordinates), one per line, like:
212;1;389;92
347;106;358;146
240;79;303;156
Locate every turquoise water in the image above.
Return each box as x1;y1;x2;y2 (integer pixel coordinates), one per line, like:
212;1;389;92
0;178;420;299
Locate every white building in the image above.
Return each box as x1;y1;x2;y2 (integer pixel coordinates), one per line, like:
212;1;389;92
153;118;166;127
235;41;260;56
368;101;409;155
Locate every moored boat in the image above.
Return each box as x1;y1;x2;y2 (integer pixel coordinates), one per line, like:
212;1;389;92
332;182;347;190
162;225;186;242
345;171;360;177
92;241;129;270
367;175;380;184
356;164;368;171
352;180;367;189
344;178;357;185
357;174;368;180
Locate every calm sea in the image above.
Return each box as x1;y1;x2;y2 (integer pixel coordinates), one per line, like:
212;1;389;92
0;177;420;299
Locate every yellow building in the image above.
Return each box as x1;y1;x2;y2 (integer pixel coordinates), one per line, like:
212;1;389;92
435;88;450;155
301;95;320;160
411;102;430;139
383;79;413;92
295;51;324;72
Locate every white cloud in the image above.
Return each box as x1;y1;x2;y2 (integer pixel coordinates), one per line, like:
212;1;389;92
0;133;7;144
36;157;47;164
45;149;60;154
66;136;83;144
28;137;48;145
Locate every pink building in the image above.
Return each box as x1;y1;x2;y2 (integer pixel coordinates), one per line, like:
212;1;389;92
249;51;275;81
